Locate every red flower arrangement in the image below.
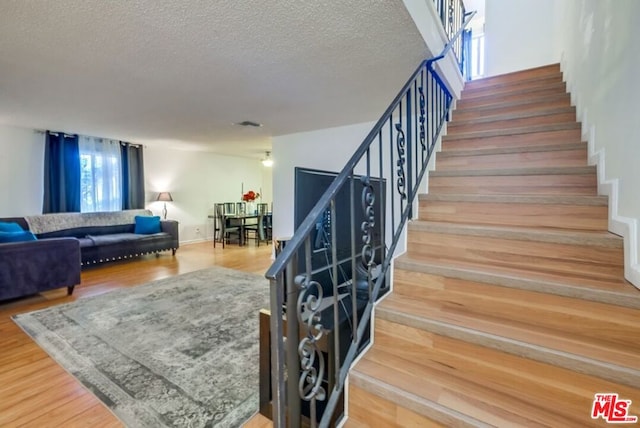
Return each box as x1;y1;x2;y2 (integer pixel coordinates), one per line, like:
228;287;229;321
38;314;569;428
242;190;260;202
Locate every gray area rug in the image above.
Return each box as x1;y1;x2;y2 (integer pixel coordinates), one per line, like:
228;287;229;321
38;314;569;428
12;266;269;427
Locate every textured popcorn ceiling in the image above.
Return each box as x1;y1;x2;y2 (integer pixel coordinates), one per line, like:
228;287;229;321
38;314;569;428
0;0;428;156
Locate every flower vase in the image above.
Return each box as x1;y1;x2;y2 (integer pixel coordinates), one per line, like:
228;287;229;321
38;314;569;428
246;202;256;215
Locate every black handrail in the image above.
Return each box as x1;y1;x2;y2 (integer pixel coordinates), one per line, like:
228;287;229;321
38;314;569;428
265;8;476;428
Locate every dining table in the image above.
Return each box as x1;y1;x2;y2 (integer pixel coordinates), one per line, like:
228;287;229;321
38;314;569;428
208;212;272;246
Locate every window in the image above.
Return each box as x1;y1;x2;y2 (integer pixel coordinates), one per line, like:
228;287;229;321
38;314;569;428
79;137;122;212
471;33;485;79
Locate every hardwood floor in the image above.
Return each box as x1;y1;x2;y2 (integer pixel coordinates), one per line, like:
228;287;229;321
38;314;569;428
0;241;273;427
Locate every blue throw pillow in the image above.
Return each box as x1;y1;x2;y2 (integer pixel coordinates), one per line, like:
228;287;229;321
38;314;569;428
0;222;24;232
0;231;37;243
134;215;161;234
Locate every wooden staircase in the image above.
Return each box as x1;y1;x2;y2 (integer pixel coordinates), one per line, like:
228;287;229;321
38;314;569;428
346;64;640;427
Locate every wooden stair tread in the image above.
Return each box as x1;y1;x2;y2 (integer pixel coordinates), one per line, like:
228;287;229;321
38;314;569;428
346;383;450;427
453;93;571;117
448;106;575;128
395;256;637;303
442;130;582;153
392;267;640;335
456;89;568;110
463;72;562;90
408;220;622;247
442;122;580;141
437;142;586;158
461;74;563;99
430;165;595;177
419;193;608;206
446;116;580;139
378;293;640;383
436;148;587;171
418;197;607;232
408;235;623;290
352;343;640;427
460;81;566;102
463;64;561;89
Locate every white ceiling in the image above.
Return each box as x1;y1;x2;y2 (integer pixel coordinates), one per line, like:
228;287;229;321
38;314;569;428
0;0;429;157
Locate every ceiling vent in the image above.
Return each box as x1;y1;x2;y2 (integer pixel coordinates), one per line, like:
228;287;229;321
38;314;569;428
235;120;263;127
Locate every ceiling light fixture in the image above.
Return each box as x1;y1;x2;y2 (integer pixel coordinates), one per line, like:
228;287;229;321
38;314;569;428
261;151;273;167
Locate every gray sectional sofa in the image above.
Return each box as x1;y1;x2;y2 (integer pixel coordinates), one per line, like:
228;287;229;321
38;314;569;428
0;209;179;301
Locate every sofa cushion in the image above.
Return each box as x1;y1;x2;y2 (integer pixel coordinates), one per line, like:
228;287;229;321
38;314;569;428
37;224;134;239
0;231;37;243
0;222;24;232
86;233;145;246
134;216;161;234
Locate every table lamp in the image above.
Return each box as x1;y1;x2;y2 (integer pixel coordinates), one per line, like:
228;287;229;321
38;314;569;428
156;192;173;219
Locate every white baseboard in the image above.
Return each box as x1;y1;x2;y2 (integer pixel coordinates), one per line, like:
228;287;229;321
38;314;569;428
586;125;640;289
561;56;640;290
179;237;209;245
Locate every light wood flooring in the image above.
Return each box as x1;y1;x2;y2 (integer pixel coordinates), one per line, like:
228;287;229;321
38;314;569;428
0;241;273;427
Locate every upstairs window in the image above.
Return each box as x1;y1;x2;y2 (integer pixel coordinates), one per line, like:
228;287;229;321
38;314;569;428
471;33;485;79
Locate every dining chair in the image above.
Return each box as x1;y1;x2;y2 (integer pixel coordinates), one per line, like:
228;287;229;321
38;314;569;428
223;202;236;215
244;203;270;246
212;203;222;242
214;204;241;248
265;211;273;241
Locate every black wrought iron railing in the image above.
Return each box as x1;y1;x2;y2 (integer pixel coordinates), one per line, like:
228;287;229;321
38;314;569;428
434;0;469;72
265;9;475;428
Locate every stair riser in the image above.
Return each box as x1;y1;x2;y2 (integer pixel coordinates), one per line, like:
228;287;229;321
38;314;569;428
392;269;640;349
452;97;572;121
367;322;614;426
347;384;444;427
407;231;623;282
447;112;576;135
429;173;597;196
456;87;567;110
437;148;587;171
442;129;582;152
465;64;561;89
461;80;565;101
418;200;607;231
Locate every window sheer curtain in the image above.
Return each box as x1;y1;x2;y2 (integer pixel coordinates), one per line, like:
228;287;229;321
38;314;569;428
43;131;81;213
79;136;122;212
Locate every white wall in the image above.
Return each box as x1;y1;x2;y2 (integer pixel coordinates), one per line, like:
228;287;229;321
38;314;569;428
0;124;44;216
271;122;375;240
144;146;269;243
556;0;640;286
484;0;562;76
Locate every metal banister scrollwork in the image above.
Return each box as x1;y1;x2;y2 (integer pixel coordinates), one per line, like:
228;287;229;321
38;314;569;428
295;274;326;417
394;123;407;200
419;84;427;153
360;176;376;279
266;8;476;428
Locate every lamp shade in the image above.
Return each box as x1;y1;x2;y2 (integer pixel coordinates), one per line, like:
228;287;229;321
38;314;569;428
156;192;173;202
